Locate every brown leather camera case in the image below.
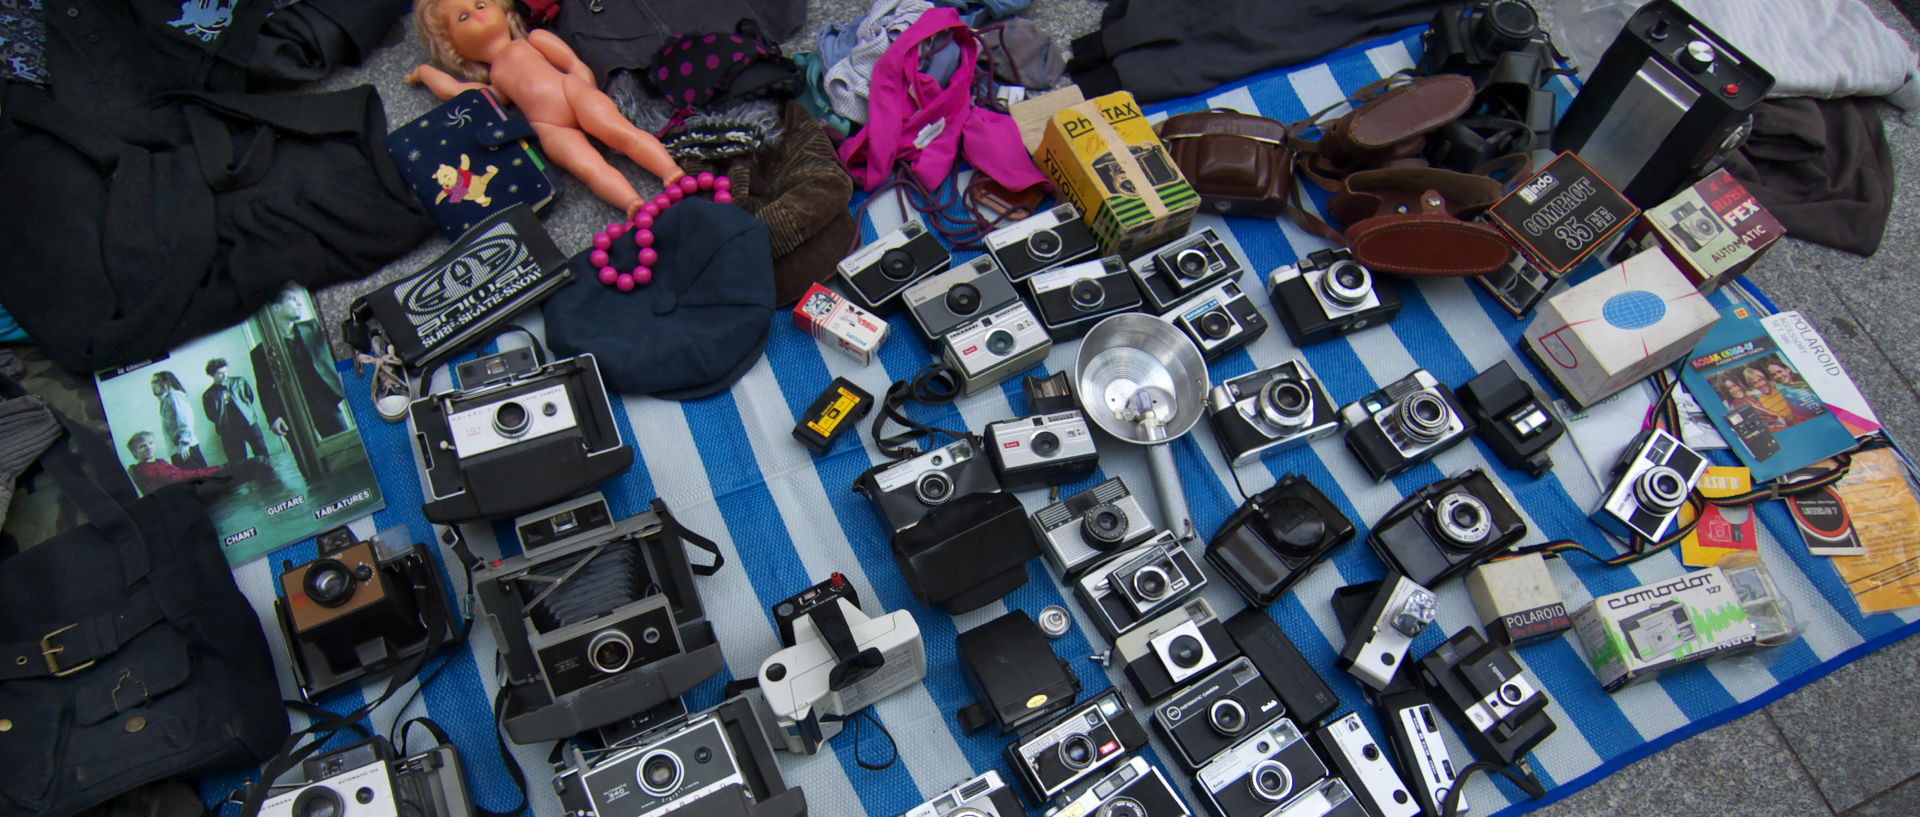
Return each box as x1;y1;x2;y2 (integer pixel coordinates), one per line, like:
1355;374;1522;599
1159;110;1293;218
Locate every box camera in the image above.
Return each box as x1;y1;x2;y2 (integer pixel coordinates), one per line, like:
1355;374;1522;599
1116;597;1238;702
904;771;1024;817
1046;756;1192;817
554;695;807;817
1269;248;1403;347
410;347;633;523
1007;689;1149;804
1208;359;1341;467
1196;718;1330;817
276;529;455;701
941;300;1054;397
1417;627;1556;766
1724;406;1781;461
1167;278;1269;363
1154;657;1285;769
1132;227;1246;314
1458;361;1564;478
476;494;724;744
1336;576;1439;691
904;255;1022;344
957;611;1082;735
1590;428;1707;545
1370;468;1528;588
1075;532;1207;638
1225;609;1340;728
1310;713;1422;817
1340;369;1476;482
258;737;470;817
758;576;925;755
1206;474;1355;606
836;218;952;311
1032;475;1156;575
1665;201;1723;253
854;438;1002;536
985;202;1101;280
1027;256;1147;340
985;410;1100;491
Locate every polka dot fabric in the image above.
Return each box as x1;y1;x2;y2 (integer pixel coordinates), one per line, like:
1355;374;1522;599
645;29;787;115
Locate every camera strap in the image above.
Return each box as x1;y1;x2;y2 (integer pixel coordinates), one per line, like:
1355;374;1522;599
401;711;532;817
656;499;725;576
868;362;972;460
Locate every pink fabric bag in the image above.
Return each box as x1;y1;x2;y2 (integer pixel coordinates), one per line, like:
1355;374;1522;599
839;7;1045;192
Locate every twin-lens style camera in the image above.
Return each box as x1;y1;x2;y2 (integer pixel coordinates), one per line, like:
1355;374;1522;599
1591;427;1707;545
1032;476;1156;575
1027;256;1147;340
1206;475;1355;607
1075;532;1207;638
1268;248;1403;346
1154;657;1286;769
985;203;1100;280
836;218;951;311
984;411;1099;490
1340;369;1476;481
1208;359;1340;467
1006;689;1149;804
1167;278;1268;362
1133;227;1246;313
1370;468;1528;588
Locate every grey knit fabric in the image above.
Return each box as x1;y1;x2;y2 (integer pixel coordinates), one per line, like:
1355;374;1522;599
0;394;61;526
823;0;934;124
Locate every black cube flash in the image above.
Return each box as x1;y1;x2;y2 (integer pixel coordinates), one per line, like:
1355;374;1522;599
1458;362;1563;478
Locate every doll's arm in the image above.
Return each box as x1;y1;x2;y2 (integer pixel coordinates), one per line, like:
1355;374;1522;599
407;64;491;100
527;29;596;84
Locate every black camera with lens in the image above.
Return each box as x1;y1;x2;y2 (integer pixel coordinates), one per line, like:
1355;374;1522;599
1195;717;1330;817
475;493;725;744
410;345;632;523
835;218;953;312
1206;475;1355;607
1207;359;1340;468
1458;361;1565;478
275;528;456;701
553;694;808;817
1341;368;1477;482
1168;278;1268;363
1005;689;1148;804
1268;248;1403;347
1421;0;1566;171
1417;627;1556;766
985;202;1100;280
1154;656;1286;769
984;410;1100;491
1116;597;1239;702
1371;468;1528;588
853;438;1002;536
1027;256;1147;340
1032;476;1157;575
903;256;1023;345
856;438;1042;613
1074;532;1207;638
1590;427;1708;545
1132;227;1246;314
256;737;470;817
1052;756;1193;817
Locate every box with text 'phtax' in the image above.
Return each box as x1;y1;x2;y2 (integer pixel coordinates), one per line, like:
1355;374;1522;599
1522;248;1720;409
1034;91;1198;258
1573;566;1755;692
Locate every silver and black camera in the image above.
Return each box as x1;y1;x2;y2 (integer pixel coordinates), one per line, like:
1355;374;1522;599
1154;657;1285;769
475;494;724;744
984;410;1099;490
1665;201;1723;253
1340;368;1476;481
1335;575;1438;691
1268;248;1403;347
258;738;470;817
1075;532;1206;638
904;255;1022;344
1370;468;1528;588
1027;256;1147;340
410;346;632;523
759;576;926;755
854;438;1001;535
1591;427;1708;545
1196;718;1330;817
1417;627;1556;766
985;202;1100;280
1132;227;1245;313
1310;713;1421;817
941;299;1053;396
1045;756;1192;817
1006;689;1149;804
1116;597;1237;702
554;696;806;817
1032;476;1155;575
1167;278;1269;362
836;218;952;311
903;771;1024;817
1208;359;1340;467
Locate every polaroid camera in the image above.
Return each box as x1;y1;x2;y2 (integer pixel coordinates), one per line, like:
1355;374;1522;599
274;528;455;701
757;575;925;754
553;695;808;817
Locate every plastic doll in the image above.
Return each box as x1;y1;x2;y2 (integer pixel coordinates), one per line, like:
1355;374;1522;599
409;0;684;215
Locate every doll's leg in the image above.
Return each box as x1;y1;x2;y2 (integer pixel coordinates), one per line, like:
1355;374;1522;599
563;76;686;185
531;122;645;215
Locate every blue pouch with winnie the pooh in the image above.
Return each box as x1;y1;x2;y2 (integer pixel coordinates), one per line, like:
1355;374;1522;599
386;89;558;239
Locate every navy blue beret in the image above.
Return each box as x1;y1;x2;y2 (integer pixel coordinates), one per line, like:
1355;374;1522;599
544;197;774;400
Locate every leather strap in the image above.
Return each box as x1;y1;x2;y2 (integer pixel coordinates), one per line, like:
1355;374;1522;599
0;588;163;680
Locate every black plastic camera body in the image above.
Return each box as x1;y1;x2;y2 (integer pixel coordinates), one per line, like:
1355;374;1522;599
1458;361;1564;478
1370;468;1528;588
275;529;456;702
1206;475;1356;607
1340;369;1477;482
835;218;952;312
1268;248;1403;347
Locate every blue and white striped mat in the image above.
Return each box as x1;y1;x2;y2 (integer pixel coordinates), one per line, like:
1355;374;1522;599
214;27;1920;817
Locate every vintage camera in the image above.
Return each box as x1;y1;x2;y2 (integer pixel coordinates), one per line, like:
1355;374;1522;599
1417;627;1556;766
1154;657;1285;769
1268;248;1403;347
1206;475;1355;606
1167;278;1268;363
554;695;806;817
758;575;926;754
1116;597;1238;702
1590;427;1708;544
1006;689;1149;804
1209;359;1339;467
1196;718;1330;817
1074;532;1207;638
1310;713;1422;817
985;410;1100;490
1371;468;1529;588
1132;227;1245;313
1027;256;1147;340
1332;586;1467;817
1336;576;1439;691
836;218;952;311
1047;756;1192;817
957;611;1083;735
854;438;1002;535
1091;143;1183;198
904;255;1022;344
410;347;633;523
1032;476;1156;575
1725;406;1781;461
1622;600;1695;661
275;529;455;701
941;299;1054;396
1226;609;1341;728
1458;361;1564;478
904;771;1024;817
475;494;723;744
1340;369;1476;482
985;202;1100;280
892;489;1042;614
1666;201;1723;252
258;737;470;817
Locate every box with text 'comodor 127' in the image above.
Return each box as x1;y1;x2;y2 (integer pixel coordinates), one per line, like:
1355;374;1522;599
1573;566;1755;692
1522;248;1720;409
1034;91;1198;258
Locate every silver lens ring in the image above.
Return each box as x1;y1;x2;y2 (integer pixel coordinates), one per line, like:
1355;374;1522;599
1208;698;1249;736
1098;798;1146;817
1635;465;1688;512
1251;760;1294;802
916;471;955;505
1396;391;1453;443
1131;565;1172;602
636;749;683;797
1174;248;1210;278
1257;378;1313;429
1028;227;1063;259
1320;259;1373;306
587;630;635;675
1434;492;1493;545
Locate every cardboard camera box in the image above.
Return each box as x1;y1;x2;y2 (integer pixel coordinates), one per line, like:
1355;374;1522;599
793;283;888;365
1629;168;1785;294
1033;91;1198;258
1488;151;1639;275
1522;248;1720;408
1572;566;1756;692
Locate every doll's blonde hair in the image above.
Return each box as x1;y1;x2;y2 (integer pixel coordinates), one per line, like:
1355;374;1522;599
414;0;529;83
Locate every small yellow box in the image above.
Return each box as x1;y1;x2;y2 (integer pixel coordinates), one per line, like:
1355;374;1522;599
1034;92;1198;258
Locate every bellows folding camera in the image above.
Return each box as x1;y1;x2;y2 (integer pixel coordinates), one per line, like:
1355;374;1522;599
1131;227;1246;314
984;202;1100;280
257;737;471;817
1208;358;1340;467
474;493;725;743
275;528;455;701
1371;468;1528;588
836;217;951;311
553;695;807;817
410;345;632;523
757;574;925;754
1206;475;1355;606
1340;369;1477;481
1268;248;1402;347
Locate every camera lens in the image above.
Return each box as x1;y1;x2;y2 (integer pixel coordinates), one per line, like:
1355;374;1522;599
1029;228;1063;259
1060;734;1097;769
1396;391;1453;444
1174;248;1210;279
1251;760;1294;802
1477;0;1540;52
1208;698;1249;736
1263;496;1329;553
1257;378;1312;429
945;283;982;316
303;559;357;608
1131;565;1171;602
1031;431;1061;457
880;248;918;281
1167;634;1206;669
1081;502;1131;548
1434;492;1494;547
493;401;530;437
587;630;634;675
292;787;345;817
950;810;992;817
915;471;955;505
985;329;1017;356
637;750;683;797
1635;465;1689;512
1070;279;1106;310
1197;309;1234;340
1099;798;1146;817
1500;681;1526;705
1320;259;1373;307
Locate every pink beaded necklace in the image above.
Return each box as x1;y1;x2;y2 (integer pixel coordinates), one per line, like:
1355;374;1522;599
588;171;735;292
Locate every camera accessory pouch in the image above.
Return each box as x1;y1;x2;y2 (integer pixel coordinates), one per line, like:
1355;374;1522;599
1158;109;1294;217
1293;73;1476;186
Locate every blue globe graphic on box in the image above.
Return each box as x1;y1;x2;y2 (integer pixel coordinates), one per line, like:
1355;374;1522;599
1602;290;1667;329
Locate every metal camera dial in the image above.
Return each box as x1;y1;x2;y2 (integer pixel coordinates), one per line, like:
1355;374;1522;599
1208;698;1248;735
1029;228;1063;259
636;749;684;797
1634;465;1689;513
1395;391;1454;443
1251;758;1294;802
1257;378;1313;430
1434;492;1494;546
1319;259;1374;307
587;630;634;674
1082;502;1132;548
